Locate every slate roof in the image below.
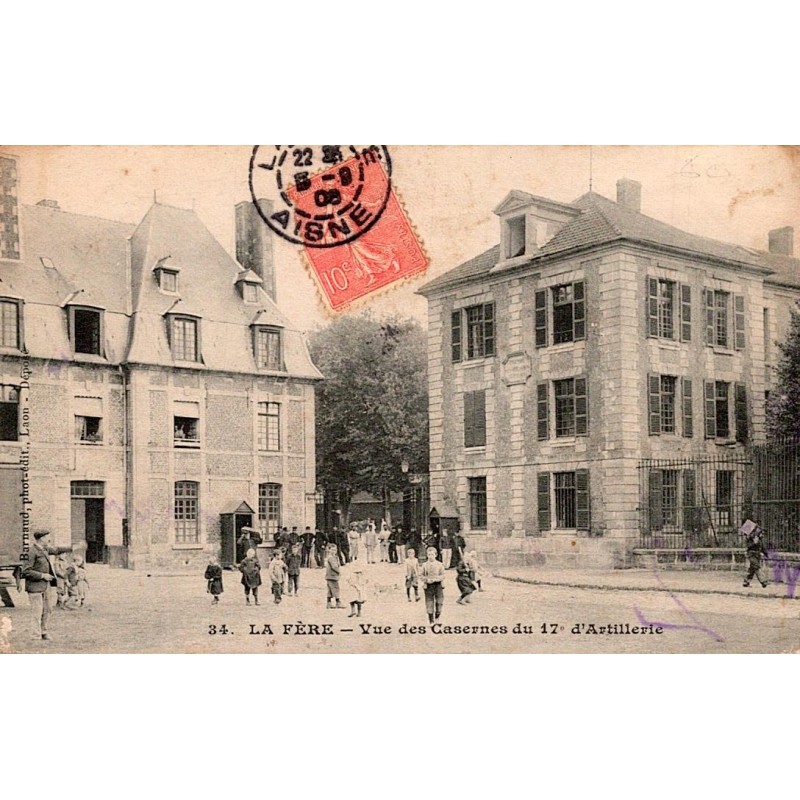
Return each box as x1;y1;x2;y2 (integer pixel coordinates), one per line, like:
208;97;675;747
419;190;800;294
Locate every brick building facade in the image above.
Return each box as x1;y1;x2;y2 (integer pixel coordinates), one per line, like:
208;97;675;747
418;179;800;568
0;155;321;571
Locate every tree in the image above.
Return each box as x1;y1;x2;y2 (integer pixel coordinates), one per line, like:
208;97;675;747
308;312;429;528
767;301;800;440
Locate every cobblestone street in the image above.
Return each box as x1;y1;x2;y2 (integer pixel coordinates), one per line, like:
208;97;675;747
3;561;799;653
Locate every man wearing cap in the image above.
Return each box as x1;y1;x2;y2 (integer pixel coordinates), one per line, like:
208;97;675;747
21;529;71;641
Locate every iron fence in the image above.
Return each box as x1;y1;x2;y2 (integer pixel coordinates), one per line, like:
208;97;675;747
638;439;800;553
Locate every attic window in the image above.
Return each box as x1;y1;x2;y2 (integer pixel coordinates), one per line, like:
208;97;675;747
243;283;258;303
70;307;103;355
160;269;178;293
506;216;526;258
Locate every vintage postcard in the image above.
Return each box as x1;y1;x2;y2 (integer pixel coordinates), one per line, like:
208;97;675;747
1;145;799;654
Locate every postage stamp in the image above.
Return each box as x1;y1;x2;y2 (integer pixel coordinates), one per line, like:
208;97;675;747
250;145;428;310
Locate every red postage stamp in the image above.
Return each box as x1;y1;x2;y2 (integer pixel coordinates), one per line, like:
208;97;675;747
249;145;428;310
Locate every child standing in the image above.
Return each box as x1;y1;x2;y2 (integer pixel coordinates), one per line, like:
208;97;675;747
744;529;769;588
405;548;420;602
204;558;224;604
286;543;301;596
54;553;70;610
325;543;343;609
239;548;262;605
455;558;476;604
419;546;445;624
468;550;485;591
346;564;367;617
72;555;89;606
270;550;287;604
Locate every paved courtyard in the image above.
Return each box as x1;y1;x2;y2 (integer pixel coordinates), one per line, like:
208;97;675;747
2;561;799;653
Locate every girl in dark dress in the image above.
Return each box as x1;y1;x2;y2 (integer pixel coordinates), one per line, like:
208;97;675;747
204;558;224;604
455;559;476;604
238;548;262;605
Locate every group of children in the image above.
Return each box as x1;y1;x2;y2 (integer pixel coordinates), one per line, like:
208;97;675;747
52;552;89;609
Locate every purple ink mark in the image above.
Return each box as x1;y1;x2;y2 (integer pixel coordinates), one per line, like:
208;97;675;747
767;549;799;599
633;571;724;643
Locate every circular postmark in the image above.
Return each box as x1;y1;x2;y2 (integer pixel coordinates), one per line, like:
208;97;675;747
249;145;392;249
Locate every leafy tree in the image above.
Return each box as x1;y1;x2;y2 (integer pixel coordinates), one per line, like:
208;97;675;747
767;301;800;440
308;312;429;527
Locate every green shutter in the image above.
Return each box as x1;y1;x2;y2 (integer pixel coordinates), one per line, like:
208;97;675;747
682;377;693;438
576;469;590;530
647;277;659;337
537;382;549;441
451;310;462;362
735;383;748;443
537;473;551;532
680;284;692;342
534;290;547;348
734;294;746;350
704;380;716;439
648;374;661;435
574;376;588;436
573;281;586;341
483;303;495;356
648;470;664;532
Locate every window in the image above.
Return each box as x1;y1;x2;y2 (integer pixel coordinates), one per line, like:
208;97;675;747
553;377;588;438
173;417;199;446
0;299;21;348
71;307;102;355
463;390;486;448
657;279;674;338
542;470;591;531
75;416;102;443
554;471;576;528
160;270;178;293
451;303;495;362
704;380;748;441
647;374;678;435
468;477;487;529
259;483;282;533
705;290;745;350
647;278;691;342
171;316;198;362
715;470;734;527
715;381;730;439
649;470;690;531
254;327;282;370
174;481;199;544
552;282;585;344
71;480;104;497
0;385;19;441
243;283;258;303
258;401;280;451
661;470;679;527
506;216;526;258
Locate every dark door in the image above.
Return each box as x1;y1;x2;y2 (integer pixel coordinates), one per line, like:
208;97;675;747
85;498;106;563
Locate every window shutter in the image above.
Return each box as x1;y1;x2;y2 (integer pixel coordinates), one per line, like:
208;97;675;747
681;377;693;438
483;303;495;356
682;469;697;532
648;470;664;531
537;473;551;532
573;281;586;341
648;374;662;435
680;284;692;342
734;294;746;350
647;277;659;337
735;383;748;443
463;392;474;447
474;390;486;447
536;382;549;440
574;376;588;435
704;289;715;344
576;469;590;530
534;290;547;348
704;380;716;439
451;311;462;363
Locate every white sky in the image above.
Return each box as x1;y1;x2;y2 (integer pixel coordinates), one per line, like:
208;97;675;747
5;145;799;330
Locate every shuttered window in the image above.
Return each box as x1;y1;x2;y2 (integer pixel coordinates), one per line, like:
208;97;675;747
648;470;663;531
735;383;748;443
468;477;488;529
682;378;693;438
682;469;698;531
680;284;692;342
705;380;731;439
463;390;487;448
734;295;746;350
451;311;462;363
575;469;590;530
534;290;547;348
552;281;585;344
705;289;738;349
554;377;588;438
648;374;677;435
452;303;495;361
536;382;549;440
647;278;687;340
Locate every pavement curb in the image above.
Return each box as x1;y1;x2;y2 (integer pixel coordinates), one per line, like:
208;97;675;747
494;573;799;601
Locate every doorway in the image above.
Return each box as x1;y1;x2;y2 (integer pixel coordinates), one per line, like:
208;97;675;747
71;481;106;563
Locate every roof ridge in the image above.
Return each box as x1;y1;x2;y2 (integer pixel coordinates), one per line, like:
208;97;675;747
22;203;136;230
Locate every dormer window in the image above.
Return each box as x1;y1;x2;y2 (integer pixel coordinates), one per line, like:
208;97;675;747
169;315;200;362
243;283;258;303
153;259;180;294
236;270;263;304
0;298;22;349
506;216;526;258
69;306;103;355
253;326;283;370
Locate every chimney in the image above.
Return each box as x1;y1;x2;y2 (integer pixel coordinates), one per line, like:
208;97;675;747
235;199;276;302
0;155;20;260
768;226;794;256
36;198;60;210
616;178;642;213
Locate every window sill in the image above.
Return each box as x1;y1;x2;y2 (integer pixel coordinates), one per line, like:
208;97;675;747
464;446;487;453
258;449;282;455
655;340;681;350
78;441;104;446
709;347;734;357
71;353;108;364
172;543;203;550
550;436;588;446
547;340;586;352
174;441;201;449
454;356;495;367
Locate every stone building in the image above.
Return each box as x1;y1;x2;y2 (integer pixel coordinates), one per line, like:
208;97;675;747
418;179;800;567
0;154;321;571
